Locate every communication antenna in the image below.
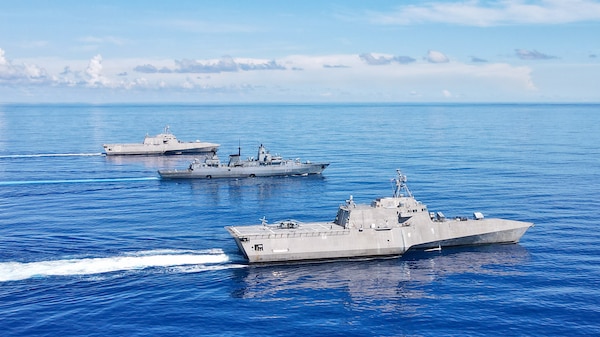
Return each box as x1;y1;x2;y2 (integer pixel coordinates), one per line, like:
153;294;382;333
393;169;413;198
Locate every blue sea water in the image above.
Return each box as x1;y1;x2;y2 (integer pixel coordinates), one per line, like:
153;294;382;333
0;103;599;336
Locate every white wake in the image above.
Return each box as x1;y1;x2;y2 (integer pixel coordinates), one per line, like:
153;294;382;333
0;177;159;186
0;249;240;282
0;153;104;159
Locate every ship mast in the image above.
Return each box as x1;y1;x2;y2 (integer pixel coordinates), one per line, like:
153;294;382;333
393;169;413;198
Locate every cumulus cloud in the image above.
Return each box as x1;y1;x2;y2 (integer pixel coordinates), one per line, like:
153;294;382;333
360;53;393;65
0;49;8;66
60;66;72;75
85;54;110;87
0;48;50;83
395;56;417;64
515;49;556;60
427;50;449;63
134;56;286;74
238;59;285;71
0;47;539;101
359;53;416;65
133;64;155;73
368;0;600;26
177;56;237;73
323;64;350;68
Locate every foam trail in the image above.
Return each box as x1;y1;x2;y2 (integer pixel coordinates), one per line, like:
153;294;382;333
0;250;232;282
0;153;104;159
0;176;159;186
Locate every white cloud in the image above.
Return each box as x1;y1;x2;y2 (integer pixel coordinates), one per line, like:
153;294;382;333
85;54;110;87
515;49;557;60
133;56;286;74
0;48;543;102
0;49;7;66
0;48;50;83
427;50;449;63
360;53;416;65
79;36;126;46
369;0;600;26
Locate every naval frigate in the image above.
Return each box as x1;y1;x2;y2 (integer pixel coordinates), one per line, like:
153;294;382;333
158;144;329;179
103;126;220;156
225;170;533;263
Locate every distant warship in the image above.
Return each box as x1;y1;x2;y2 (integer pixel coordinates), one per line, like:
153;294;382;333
103;126;219;156
226;170;533;263
158;144;329;179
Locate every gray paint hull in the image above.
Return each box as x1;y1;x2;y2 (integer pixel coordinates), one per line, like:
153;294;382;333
226;218;532;263
103;143;219;156
159;163;329;179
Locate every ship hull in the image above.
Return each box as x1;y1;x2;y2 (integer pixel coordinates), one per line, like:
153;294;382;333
226;218;532;263
411;226;531;249
103;143;219;156
159;163;329;179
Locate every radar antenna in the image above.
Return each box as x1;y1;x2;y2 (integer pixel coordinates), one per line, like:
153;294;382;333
393;169;413;198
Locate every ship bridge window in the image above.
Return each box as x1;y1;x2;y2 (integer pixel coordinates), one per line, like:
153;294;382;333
398;214;412;224
254;244;263;251
334;209;350;226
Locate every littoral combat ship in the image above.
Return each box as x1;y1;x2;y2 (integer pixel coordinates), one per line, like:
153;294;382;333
103;126;219;156
226;170;533;263
158;144;329;179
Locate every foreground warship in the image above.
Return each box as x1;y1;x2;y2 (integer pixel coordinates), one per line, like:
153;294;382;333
158;144;329;179
226;170;533;263
103;126;219;156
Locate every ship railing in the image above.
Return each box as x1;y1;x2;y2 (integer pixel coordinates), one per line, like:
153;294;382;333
243;229;350;240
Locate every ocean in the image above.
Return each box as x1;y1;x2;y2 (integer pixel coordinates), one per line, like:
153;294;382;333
0;103;598;336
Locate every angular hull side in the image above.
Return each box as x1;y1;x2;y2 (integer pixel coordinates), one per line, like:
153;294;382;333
410;225;532;250
103;143;219;156
402;218;533;249
226;218;533;263
226;226;408;263
159;163;329;179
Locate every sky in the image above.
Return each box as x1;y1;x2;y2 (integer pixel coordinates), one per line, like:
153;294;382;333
1;0;599;103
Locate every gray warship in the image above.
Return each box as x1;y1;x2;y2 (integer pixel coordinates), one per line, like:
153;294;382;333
158;144;329;179
103;126;220;156
226;170;533;263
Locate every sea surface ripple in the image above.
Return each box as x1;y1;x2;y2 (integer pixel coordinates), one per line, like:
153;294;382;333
1;103;599;336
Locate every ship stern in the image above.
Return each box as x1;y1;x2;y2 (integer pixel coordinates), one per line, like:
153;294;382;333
225;226;250;260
